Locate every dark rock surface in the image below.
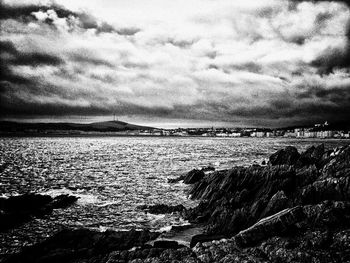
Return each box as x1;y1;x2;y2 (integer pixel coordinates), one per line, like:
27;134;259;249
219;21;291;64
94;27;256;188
168;168;210;184
138;204;186;214
3;229;160;263
269;146;300;166
4;144;350;262
183;169;205;184
0;193;78;232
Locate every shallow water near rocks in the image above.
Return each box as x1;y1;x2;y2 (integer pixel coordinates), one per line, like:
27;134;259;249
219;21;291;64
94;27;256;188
0;136;349;255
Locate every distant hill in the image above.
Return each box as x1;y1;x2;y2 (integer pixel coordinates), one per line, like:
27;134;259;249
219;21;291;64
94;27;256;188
0;120;155;133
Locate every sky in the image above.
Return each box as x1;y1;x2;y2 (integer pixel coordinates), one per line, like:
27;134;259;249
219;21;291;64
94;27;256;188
0;0;350;128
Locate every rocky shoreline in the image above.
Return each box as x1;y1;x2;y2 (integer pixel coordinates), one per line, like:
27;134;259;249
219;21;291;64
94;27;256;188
0;194;78;232
2;143;350;262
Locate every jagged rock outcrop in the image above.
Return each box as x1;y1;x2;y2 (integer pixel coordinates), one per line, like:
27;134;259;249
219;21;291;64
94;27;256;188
168;168;210;184
184;169;205;184
234;206;305;247
0;193;78;232
4;144;350;263
269;146;300;166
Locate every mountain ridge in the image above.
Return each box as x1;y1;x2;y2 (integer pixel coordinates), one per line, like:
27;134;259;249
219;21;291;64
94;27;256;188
0;120;155;133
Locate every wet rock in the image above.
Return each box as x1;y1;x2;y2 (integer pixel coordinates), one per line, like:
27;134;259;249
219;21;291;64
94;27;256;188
168;167;211;184
300;177;350;204
50;194;79;209
201;166;215;172
321;145;350;179
138;204;186;214
0;193;78;232
183;169;205;184
187;165;297;236
303;201;350;228
260;190;289;218
153;240;182;249
129;247;199;263
332;229;350;250
296;144;325;168
3;228;160;263
190;233;226;248
269;146;300;166
168;175;185;183
234;206;305;247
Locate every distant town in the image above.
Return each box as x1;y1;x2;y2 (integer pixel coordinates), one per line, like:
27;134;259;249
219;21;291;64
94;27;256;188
132;121;350;139
1;120;350;139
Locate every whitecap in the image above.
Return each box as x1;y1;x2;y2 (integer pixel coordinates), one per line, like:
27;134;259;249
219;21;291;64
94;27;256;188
39;188;99;205
146;213;166;220
158;225;172;232
95;200;121;207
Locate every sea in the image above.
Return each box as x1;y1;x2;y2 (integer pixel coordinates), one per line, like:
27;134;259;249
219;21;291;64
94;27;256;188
0;136;349;256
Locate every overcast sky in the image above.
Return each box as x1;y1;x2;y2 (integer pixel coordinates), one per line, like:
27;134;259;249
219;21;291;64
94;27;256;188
0;0;349;128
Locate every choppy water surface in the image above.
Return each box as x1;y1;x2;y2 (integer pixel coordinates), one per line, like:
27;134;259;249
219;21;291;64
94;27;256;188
0;136;349;255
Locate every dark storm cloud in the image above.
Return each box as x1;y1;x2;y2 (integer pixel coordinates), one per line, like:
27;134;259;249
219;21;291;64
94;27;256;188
0;2;117;34
296;84;350;101
0;40;63;68
69;52;114;67
11;52;63;66
311;45;350;74
0;40;63;93
291;0;350;74
0;2;75;22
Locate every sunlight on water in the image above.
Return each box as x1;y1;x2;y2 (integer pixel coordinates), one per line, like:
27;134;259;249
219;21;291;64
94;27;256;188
0;136;348;254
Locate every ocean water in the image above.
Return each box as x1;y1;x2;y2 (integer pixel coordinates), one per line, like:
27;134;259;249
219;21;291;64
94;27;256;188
0;136;349;255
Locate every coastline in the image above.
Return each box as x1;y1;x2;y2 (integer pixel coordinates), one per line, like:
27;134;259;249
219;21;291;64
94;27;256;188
1;143;350;262
2;132;350;140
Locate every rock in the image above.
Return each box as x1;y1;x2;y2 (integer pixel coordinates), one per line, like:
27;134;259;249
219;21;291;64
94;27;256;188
260;190;289;218
0;193;78;232
190;234;226;248
296;144;325;168
201;166;215;172
183;169;205;184
0;194;52;213
153;240;182;249
187;165;297;236
138;204;186;214
321;145;350;179
300;177;350;204
234;206;305;247
269;146;300;166
303;201;350;228
169;167;214;184
3;228;160;263
168;175;185;183
50;194;79;209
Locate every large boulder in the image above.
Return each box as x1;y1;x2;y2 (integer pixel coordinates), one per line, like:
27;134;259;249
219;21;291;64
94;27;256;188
269;146;300;166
